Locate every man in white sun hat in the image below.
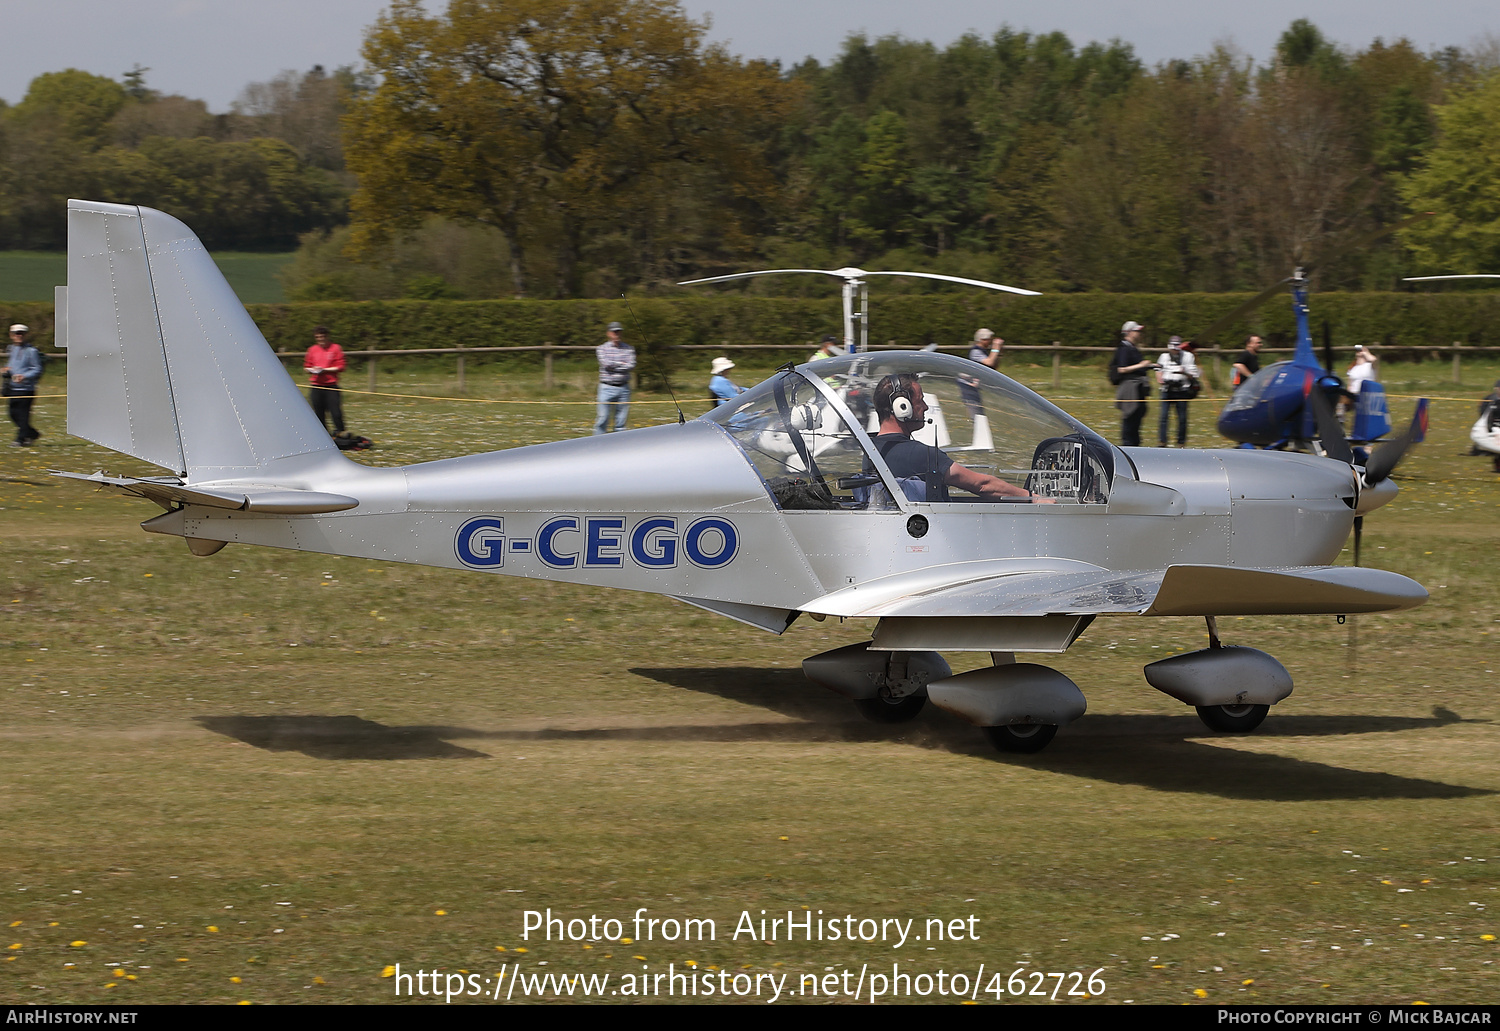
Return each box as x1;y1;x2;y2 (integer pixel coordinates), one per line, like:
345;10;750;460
709;356;745;406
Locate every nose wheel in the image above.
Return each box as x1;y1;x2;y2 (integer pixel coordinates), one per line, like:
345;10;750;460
1194;703;1269;733
983;723;1058;753
854;691;928;724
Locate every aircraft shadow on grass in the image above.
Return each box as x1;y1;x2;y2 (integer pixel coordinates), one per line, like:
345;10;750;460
195;670;1489;803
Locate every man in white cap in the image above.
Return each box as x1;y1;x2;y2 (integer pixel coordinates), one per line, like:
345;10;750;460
959;327;1004;417
594;320;636;434
1112;320;1156;447
3;324;43;447
709;356;745;406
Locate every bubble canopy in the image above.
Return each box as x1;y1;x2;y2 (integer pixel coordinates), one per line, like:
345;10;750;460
702;351;1118;510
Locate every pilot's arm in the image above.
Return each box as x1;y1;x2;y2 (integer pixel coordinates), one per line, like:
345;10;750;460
945;462;1055;503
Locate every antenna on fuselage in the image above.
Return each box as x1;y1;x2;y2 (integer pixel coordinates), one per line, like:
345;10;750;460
622;296;685;425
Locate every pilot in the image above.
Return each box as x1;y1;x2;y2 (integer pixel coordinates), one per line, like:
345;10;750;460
872;373;1051;503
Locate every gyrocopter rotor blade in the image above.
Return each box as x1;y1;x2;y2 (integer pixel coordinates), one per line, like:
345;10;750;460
677;268;1039;296
1403;275;1500;282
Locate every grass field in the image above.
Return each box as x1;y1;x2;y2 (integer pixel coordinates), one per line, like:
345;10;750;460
0;252;294;304
2;358;1497;1005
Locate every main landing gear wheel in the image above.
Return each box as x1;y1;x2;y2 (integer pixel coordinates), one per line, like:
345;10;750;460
854;692;927;724
1195;703;1269;733
983;723;1058;754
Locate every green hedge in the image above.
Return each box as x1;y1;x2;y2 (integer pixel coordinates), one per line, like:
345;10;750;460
8;292;1500;360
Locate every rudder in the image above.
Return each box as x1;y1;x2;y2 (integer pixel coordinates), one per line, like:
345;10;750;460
64;199;335;480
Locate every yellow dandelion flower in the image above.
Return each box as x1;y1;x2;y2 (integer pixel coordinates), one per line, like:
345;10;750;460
1194;989;1208;998
207;926;218;933
237;1001;251;1006
582;944;592;950
7;944;20;951
495;946;507;952
381;966;396;978
779;836;789;841
7;921;19;927
113;968;124;977
515;947;528;953
1381;880;1392;885
313;977;326;985
69;940;87;947
230;976;242;984
634;955;647;961
435;910;447;916
177;958;189;963
1482;935;1495;942
104;983;116;989
125;975;136;981
48;923;58;928
1242;979;1254;986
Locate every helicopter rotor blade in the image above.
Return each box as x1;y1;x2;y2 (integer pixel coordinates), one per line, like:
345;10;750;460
1302;211;1435;278
1190;213;1436;343
1362;399;1429;486
1190;278;1291;343
1308;382;1354;465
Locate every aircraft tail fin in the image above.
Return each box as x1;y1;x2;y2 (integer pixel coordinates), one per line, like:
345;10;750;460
63;199;336;480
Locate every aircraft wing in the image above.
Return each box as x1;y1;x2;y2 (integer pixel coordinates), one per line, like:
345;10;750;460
802;561;1426;618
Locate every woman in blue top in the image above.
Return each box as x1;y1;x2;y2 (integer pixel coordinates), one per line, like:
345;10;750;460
709;356;746;406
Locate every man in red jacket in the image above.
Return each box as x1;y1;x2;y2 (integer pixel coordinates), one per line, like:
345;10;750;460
304;325;346;434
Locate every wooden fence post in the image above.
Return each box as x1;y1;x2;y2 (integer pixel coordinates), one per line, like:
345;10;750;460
456;343;467;394
1052;341;1062;389
368;354;377;393
1453;341;1462;385
544;342;554;390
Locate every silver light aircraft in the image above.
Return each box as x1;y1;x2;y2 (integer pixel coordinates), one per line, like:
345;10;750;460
54;200;1427;754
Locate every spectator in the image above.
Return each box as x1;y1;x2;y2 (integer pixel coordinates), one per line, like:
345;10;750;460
1346;345;1377;394
3;324;43;447
1156;336;1200;447
594;321;636;434
808;335;843;363
304;325;346;434
959;328;1003;417
709;356;745;406
1113;320;1155;447
1232;335;1264;389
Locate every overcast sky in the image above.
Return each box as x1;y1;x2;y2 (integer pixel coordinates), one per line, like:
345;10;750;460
2;0;1495;111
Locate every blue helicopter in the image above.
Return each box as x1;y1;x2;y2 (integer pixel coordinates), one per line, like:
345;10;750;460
1212;268;1393;448
1203;213;1432;452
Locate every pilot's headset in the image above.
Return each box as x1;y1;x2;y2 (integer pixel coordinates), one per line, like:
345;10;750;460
878;373;923;425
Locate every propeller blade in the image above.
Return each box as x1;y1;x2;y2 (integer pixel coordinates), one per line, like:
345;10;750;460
1309;382;1354;464
1363;399;1428;485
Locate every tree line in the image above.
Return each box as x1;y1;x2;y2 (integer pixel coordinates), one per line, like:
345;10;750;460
3;1;1499;299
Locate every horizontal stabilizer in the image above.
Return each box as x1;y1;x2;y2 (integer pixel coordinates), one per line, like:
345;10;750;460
53;471;358;514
